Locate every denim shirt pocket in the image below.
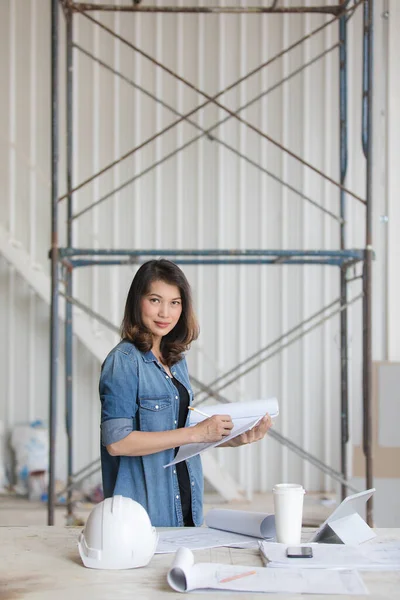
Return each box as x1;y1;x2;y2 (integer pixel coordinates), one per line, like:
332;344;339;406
138;395;173;432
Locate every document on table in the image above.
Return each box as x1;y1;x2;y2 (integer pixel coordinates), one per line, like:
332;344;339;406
156;527;258;554
167;547;368;594
260;540;400;571
157;508;276;553
164;397;279;468
358;540;400;567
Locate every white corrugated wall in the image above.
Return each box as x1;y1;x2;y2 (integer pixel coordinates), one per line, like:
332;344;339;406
0;0;391;495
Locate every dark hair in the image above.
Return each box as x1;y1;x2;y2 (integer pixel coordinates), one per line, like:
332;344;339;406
121;260;199;366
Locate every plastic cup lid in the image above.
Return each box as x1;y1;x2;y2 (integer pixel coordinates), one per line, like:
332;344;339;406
273;483;305;493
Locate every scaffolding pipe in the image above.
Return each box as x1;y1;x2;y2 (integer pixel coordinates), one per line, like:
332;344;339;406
59;248;364;259
68;2;348;16
68;258;361;267
48;0;60;526
65;9;74;523
362;0;374;527
339;9;349;501
362;0;369;156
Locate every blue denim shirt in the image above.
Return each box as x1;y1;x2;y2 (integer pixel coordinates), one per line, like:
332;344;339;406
99;339;204;527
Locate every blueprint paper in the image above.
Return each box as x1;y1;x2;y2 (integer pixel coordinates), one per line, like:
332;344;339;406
156;527;258;554
164;416;261;467
206;508;275;539
167;547;368;594
164;397;279;467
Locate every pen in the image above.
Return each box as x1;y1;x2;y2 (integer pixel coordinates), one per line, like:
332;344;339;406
188;406;211;419
219;570;257;584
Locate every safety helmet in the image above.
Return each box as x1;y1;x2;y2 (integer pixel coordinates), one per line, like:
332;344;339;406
78;495;158;570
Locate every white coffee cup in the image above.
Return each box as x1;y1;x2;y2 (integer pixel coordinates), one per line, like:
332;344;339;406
273;483;305;545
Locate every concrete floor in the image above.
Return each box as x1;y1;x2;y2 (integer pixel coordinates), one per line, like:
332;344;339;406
0;491;335;527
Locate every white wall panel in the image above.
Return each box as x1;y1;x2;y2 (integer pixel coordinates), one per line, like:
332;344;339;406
0;0;393;495
387;0;400;361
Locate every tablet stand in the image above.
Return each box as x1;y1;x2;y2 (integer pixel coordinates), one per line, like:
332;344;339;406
313;512;376;545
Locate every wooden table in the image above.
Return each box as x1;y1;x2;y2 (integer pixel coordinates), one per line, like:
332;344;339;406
1;527;399;599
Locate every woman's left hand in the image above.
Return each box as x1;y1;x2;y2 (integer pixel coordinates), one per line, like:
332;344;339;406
221;413;272;447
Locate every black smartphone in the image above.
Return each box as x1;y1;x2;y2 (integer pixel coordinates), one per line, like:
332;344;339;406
286;546;313;558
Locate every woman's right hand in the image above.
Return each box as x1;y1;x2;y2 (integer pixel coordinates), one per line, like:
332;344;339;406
192;415;234;443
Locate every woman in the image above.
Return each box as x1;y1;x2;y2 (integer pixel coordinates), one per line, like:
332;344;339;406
100;259;271;527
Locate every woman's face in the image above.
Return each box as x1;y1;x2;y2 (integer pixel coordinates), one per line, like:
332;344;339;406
140;279;183;342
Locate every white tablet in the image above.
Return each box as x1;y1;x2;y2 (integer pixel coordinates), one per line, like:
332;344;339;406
309;488;375;543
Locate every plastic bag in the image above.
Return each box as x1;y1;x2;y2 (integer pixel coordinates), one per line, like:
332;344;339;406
10;421;48;497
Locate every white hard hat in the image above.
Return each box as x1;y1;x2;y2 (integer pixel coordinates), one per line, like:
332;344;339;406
78;495;158;570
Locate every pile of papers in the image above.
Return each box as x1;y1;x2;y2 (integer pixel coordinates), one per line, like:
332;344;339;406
167;546;368;595
259;540;400;571
165;540;400;594
157;507;275;554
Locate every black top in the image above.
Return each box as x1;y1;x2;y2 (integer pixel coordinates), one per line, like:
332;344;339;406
172;377;194;527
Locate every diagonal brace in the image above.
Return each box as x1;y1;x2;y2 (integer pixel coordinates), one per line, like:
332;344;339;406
59;1;364;205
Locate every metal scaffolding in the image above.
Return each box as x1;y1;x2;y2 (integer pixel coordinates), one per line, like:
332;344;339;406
50;0;374;525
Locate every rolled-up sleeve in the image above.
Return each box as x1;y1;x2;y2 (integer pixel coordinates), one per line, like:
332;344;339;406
100;349;138;447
